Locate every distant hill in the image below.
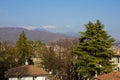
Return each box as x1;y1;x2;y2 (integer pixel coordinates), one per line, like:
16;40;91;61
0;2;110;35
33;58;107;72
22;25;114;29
0;27;75;44
64;32;80;37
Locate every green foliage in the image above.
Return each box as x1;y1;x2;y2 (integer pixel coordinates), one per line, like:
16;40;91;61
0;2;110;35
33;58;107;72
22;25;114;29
16;31;33;65
27;40;45;58
0;33;45;80
40;46;61;74
40;39;78;80
74;20;115;79
0;41;18;80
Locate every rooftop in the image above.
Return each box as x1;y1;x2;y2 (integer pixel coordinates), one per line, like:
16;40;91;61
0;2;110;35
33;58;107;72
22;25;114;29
5;65;49;78
113;49;120;56
95;71;120;80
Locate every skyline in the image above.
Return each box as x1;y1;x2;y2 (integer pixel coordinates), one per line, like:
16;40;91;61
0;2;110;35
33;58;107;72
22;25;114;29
0;0;120;40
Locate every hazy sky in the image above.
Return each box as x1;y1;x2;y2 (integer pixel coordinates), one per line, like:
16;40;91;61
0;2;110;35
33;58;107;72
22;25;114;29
0;0;120;40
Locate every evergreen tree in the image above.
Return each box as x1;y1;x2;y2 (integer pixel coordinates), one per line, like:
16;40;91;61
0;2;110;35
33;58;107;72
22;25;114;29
73;20;115;80
16;31;33;65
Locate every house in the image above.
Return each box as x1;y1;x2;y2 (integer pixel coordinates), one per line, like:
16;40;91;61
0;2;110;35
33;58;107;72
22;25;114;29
95;71;120;80
5;65;49;80
94;49;120;80
112;49;120;71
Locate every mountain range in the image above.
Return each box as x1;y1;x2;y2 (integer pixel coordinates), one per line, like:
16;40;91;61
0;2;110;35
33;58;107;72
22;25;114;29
0;27;78;44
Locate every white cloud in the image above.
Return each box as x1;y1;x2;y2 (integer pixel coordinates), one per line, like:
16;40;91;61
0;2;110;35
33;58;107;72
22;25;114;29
42;25;56;29
22;26;37;30
65;25;71;28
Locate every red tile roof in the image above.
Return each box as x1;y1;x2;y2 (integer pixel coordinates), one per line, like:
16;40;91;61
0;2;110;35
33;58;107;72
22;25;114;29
5;65;49;78
113;49;120;56
95;71;120;80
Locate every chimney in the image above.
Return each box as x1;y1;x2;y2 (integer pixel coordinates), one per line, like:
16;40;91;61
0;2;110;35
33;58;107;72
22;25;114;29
25;59;28;65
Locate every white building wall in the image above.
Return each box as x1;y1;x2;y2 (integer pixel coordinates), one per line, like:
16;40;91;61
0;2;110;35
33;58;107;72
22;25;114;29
9;78;17;80
112;56;120;70
8;76;46;80
21;77;33;80
35;76;46;80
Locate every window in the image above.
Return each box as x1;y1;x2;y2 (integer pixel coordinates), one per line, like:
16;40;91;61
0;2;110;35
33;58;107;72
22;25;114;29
116;57;120;63
114;57;120;63
33;76;37;80
118;67;120;71
18;77;21;80
119;57;120;63
117;57;119;63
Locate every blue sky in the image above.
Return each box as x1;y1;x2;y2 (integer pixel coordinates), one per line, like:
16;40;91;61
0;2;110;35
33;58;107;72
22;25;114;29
0;0;120;40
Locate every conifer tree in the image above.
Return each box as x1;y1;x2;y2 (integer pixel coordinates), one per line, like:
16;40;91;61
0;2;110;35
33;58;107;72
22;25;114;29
16;31;33;65
74;20;115;80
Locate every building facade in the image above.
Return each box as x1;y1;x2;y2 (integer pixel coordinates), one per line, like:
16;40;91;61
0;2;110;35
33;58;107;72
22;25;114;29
112;49;120;71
